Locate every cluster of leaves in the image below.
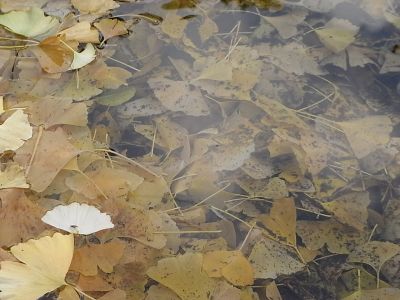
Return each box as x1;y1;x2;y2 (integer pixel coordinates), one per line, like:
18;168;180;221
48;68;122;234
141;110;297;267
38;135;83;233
1;0;400;299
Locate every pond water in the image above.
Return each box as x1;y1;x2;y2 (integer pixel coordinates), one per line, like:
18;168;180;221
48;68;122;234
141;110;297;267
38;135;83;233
1;0;400;299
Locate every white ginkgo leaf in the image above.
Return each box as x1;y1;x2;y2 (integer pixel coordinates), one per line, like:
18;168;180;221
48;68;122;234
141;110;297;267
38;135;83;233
69;43;96;70
41;202;114;235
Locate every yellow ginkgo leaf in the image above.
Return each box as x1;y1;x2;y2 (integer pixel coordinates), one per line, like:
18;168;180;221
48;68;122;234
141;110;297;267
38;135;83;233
69;43;96;70
0;7;59;38
0;109;32;153
0;163;29;189
0;233;74;300
315;18;359;53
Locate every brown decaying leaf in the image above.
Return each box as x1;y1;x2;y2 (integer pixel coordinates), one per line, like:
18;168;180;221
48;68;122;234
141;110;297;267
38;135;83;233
0;189;46;247
94;19;128;42
14;127;81;192
30;36;74;73
70;240;125;276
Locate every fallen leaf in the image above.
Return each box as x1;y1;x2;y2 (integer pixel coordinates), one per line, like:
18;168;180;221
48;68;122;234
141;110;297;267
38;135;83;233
31;35;74;73
203;250;254;286
348;241;400;281
58;21;100;43
69;43;96;70
315;18;359;53
28;97;88;128
94;18;128;42
249;238;305;279
343;288;400;300
198;17;218;43
339;115;393;159
0;189;46;247
41;202;114;235
0;109;32;153
262;8;307;39
297;219;367;254
0;163;29;189
148;78;210;116
161;12;188;39
14;127;80;192
260;197;296;245
71;0;119;15
0;7;59;38
147;253;217;300
0;233;74;300
322;192;370;231
70;240;125;276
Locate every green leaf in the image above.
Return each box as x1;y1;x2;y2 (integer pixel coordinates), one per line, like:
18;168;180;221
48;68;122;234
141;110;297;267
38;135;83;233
95;86;136;106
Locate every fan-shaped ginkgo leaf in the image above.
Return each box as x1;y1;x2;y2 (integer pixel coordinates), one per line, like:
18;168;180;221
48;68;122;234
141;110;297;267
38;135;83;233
41;202;114;235
0;7;59;38
0;233;74;300
0;109;32;153
69;43;96;70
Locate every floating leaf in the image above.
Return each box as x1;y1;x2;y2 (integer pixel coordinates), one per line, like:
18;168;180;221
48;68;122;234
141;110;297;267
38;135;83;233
14;128;80;192
69;43;96;70
31;36;74;73
0;109;32;153
41;202;114;235
28;97;88;128
70;240;125;275
0;233;74;300
0;7;59;38
71;0;119;15
0;163;29;189
94;18;128;42
58;21;100;43
0;190;46;247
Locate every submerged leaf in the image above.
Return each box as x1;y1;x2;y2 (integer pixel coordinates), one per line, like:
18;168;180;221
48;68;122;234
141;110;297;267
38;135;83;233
249;238;305;279
147;253;217;300
315;18;359;53
203;250;254;286
348;241;400;277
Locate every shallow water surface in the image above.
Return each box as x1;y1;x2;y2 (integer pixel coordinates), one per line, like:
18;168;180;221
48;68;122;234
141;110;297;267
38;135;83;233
1;0;400;299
